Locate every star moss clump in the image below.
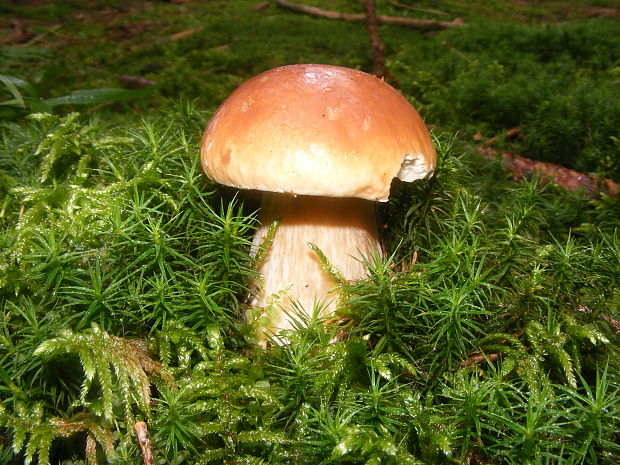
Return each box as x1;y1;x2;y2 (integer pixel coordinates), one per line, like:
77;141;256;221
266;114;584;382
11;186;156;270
0;109;618;465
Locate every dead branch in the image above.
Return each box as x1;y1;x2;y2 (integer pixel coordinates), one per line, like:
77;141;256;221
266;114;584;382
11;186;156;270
360;0;391;82
385;0;450;16
274;0;465;30
361;0;400;85
477;143;619;198
134;421;154;465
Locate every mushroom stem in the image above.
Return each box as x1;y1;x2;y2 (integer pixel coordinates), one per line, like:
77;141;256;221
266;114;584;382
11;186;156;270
250;193;381;335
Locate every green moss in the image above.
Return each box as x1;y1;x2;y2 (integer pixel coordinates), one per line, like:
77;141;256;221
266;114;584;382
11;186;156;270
1;2;619;464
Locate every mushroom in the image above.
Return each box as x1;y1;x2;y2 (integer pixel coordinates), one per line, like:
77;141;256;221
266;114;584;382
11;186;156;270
200;64;436;339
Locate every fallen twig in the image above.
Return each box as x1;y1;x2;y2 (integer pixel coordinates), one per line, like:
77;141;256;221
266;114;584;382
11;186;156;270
579;306;620;334
274;0;465;30
385;0;450;16
169;27;203;41
118;75;157;89
599;314;620;334
460;352;500;367
478;146;618;198
252;1;270;11
360;0;396;84
442;40;473;63
134;421;154;465
475;129;618;198
22;24;63;47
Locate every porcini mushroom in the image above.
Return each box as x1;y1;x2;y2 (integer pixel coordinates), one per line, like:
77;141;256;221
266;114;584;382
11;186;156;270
200;64;436;339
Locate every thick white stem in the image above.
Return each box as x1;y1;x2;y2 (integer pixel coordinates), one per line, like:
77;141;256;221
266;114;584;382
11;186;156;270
249;193;381;337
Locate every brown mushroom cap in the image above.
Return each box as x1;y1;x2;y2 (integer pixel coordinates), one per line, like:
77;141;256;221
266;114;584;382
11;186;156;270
200;64;436;202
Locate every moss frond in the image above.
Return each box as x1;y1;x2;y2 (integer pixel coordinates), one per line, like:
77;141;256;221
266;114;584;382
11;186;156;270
34;324;168;423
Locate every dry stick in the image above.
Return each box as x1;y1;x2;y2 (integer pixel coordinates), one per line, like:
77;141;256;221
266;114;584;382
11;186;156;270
274;0;465;30
442;40;473;63
460;352;500;367
359;0;390;81
117;75;157;89
359;0;400;86
385;0;450;16
23;24;63;47
134;421;155;465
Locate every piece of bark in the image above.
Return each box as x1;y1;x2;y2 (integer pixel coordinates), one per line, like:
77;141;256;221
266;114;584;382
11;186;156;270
477;146;618;198
274;0;465;30
134;421;154;465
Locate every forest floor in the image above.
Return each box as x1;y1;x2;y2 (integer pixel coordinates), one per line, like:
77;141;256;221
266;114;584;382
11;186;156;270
1;2;620;465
